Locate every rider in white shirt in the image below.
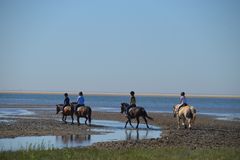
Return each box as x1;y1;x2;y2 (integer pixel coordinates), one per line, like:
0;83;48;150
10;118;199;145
178;92;188;111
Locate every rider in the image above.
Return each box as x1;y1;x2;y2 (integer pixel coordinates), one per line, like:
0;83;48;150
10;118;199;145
126;91;136;115
178;92;188;111
63;93;70;111
76;91;85;111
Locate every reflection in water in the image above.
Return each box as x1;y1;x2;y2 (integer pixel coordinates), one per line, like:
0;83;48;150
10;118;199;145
125;129;149;140
0;120;161;151
56;135;91;145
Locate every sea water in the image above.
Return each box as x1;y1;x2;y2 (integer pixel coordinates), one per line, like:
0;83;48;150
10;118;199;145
0;93;240;120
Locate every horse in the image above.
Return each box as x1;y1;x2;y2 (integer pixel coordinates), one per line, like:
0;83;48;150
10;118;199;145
120;103;153;129
71;102;92;126
56;104;74;124
173;104;197;129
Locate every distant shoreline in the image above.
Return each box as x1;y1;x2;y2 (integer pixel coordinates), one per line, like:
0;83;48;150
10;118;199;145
0;90;240;98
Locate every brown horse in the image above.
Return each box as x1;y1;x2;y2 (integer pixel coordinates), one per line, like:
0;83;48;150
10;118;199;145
71;102;92;126
120;103;153;129
56;104;74;124
173;104;196;129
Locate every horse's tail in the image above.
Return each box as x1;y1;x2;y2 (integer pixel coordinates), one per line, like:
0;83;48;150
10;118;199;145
142;108;153;120
190;106;197;123
186;108;193;119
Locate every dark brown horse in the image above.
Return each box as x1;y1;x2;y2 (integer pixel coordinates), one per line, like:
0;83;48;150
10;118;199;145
56;104;74;124
71;102;92;126
120;103;153;129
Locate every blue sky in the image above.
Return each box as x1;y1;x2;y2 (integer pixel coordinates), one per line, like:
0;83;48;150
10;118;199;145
0;0;240;95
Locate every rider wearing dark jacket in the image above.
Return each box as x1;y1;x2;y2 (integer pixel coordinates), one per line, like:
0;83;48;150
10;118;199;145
127;91;136;115
63;93;70;111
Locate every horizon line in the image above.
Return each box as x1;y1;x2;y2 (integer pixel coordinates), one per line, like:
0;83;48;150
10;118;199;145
0;90;240;98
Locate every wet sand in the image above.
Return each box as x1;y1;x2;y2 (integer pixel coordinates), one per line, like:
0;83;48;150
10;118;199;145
0;105;239;149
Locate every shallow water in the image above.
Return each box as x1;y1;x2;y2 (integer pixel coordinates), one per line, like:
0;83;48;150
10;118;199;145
0;119;16;123
0;120;161;151
0;108;34;118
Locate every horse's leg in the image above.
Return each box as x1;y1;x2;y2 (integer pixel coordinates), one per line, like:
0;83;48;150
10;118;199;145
136;117;140;129
125;119;129;128
71;114;74;125
129;118;134;128
129;119;134;128
188;118;192;129
182;118;187;129
88;114;91;126
77;116;80;126
85;117;88;125
143;116;149;129
65;116;67;123
177;116;180;129
62;115;67;123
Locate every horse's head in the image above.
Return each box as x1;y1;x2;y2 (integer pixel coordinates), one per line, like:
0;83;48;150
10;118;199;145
56;104;62;114
120;103;129;114
70;102;77;108
173;105;177;117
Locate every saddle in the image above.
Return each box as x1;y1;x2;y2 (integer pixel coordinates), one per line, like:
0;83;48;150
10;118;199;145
127;107;137;117
128;108;133;113
64;106;72;112
77;106;86;112
176;104;188;112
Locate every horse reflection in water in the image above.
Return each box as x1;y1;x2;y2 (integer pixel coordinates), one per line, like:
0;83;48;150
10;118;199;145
56;135;91;144
125;129;149;140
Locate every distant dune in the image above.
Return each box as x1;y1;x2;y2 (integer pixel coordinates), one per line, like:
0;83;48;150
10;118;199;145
0;90;239;98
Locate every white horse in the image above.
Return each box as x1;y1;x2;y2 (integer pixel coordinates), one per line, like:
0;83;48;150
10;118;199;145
173;105;196;129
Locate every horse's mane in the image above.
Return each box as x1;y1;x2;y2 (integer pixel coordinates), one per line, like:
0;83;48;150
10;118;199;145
121;103;145;109
121;102;130;107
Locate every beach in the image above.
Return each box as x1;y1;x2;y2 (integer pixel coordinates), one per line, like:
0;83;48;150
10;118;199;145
0;104;239;150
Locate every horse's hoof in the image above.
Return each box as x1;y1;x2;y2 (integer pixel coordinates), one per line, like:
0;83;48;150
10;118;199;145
71;123;74;125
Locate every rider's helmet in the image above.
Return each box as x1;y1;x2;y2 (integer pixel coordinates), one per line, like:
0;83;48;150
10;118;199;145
130;91;135;96
181;92;185;96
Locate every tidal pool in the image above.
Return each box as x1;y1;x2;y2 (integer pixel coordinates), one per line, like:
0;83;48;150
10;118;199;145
0;108;34;118
0;120;161;151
